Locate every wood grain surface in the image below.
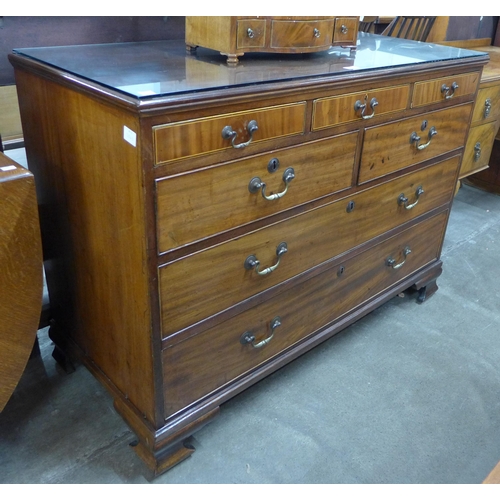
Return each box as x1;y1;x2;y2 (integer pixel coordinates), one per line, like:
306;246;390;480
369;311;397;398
0;153;42;412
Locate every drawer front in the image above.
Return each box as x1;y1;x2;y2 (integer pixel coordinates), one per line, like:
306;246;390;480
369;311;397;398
162;211;448;416
472;84;500;126
153;103;306;165
359;103;472;184
155;132;358;253
312;84;410;130
237;19;266;48
333;17;358;44
159;156;459;337
270;19;334;49
460;122;499;177
412;72;480;108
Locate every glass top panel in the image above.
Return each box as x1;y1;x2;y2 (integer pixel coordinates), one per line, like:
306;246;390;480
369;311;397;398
13;34;486;99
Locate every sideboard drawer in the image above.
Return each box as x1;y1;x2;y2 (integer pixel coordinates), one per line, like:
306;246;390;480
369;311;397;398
159;156;459;337
162;211;448;416
471;84;500;126
312;84;410;130
359;103;472;184
412;72;480;108
460;121;499;177
155;132;358;253
153;102;306;165
270;19;334;49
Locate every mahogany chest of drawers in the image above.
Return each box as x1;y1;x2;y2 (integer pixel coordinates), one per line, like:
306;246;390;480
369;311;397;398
9;34;488;476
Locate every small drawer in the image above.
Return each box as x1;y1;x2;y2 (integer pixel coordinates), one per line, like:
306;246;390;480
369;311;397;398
153;102;306;165
411;72;480;108
312;84;410;130
155;132;358;253
333;17;358;44
359;103;472;184
158;156;459;337
162;211;448;416
237;19;266;48
471;84;500;126
460;122;499;178
270;19;334;49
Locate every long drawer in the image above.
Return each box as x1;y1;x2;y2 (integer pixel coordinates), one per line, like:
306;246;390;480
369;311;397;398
162;211;448;416
359;103;472;184
155;132;358;253
153;102;306;166
158;156;460;337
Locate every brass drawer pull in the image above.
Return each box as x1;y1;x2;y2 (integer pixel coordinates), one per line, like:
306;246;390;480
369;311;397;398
248;167;295;201
240;316;282;349
474;142;482;161
410;126;437;150
398;186;424;210
341;24;348;34
484;98;492;118
386;246;411;269
354;97;379;120
244;242;288;276
441;81;459;99
247;28;255;38
222;120;259;149
313;28;321;38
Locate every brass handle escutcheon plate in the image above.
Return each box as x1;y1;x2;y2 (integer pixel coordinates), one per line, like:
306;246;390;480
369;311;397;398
398;186;424;210
354;96;379;120
410;126;437;150
441;82;459;99
240;316;282;349
244;242;288;276
386;246;411;269
248;167;295;201
222;120;259;149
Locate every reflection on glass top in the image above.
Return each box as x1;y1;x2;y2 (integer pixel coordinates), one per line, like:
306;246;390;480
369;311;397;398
13;33;486;100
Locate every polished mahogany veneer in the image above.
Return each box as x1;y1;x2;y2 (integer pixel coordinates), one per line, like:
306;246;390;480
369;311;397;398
9;34;488;476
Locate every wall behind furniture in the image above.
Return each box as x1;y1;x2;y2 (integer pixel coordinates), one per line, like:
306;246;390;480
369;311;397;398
0;16;185;144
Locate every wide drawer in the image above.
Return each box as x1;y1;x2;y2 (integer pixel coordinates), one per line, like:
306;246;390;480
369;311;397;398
471;84;500;126
312;84;410;130
153;102;306;165
162;211;448;416
411;72;480;108
155;132;358;253
270;19;334;48
158;156;459;337
460;122;499;178
359;103;472;184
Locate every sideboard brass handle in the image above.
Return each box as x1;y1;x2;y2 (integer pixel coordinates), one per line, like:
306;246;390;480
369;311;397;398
247;28;255;38
341;24;348;34
222;120;259;149
248;167;295;201
313;28;321;38
484;98;492;118
354;97;378;120
244;242;288;276
474;142;482;161
386;246;412;269
398;186;424;210
240;316;282;349
410;126;437;150
441;81;459;99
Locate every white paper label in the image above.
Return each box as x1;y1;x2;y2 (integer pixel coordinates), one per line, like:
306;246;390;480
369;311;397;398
123;126;137;147
0;165;16;171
